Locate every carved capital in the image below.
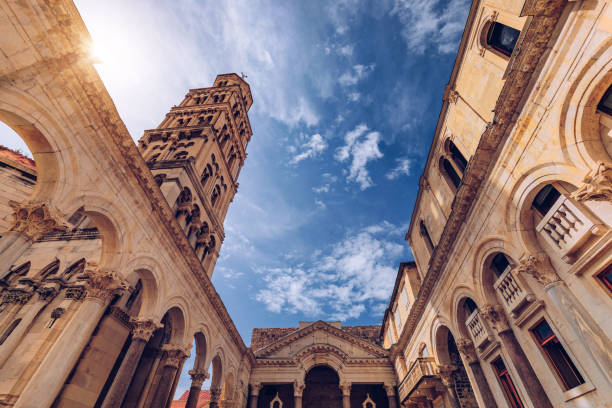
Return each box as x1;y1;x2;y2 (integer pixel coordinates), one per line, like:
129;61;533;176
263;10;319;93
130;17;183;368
64;286;85;301
447;89;459;104
82;264;128;302
340;382;351;396
161;345;189;368
383;383;396;397
36;285;59;302
250;383;263;396
9;202;68;241
436;365;456;388
189;369;209;388
480;304;511;333
455;337;477;363
571;161;612;202
2;288;33;305
515;253;560;287
131;319;161;341
293;380;305;396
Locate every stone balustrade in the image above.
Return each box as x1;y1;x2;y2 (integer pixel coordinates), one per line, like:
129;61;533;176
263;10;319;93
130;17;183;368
494;267;533;316
398;357;436;402
535;196;603;262
465;310;489;349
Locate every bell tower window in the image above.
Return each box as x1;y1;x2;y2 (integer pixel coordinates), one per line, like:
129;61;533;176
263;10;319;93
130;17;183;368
486;22;520;57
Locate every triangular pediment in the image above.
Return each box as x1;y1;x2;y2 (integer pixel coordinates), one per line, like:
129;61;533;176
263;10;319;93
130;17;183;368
254;321;387;359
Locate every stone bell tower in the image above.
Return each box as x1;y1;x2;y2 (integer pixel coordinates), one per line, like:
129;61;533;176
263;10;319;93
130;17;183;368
137;73;253;277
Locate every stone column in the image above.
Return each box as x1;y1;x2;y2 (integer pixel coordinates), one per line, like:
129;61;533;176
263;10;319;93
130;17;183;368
437;366;460;408
456;338;498;408
293;380;304;408
209;387;222;408
14;266;127;408
481;304;553;408
384;384;398;408
517;253;612;386
185;369;210;408
101;319;161;408
249;383;262;408
0;203;67;279
150;345;189;408
0;284;58;368
340;382;351;408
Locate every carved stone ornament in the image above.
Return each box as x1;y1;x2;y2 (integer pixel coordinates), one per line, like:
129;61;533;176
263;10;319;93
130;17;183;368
2;288;33;305
131;319;161;341
340;382;352;396
362;393;376;408
293;380;305;397
50;307;64;319
251;383;263;395
161;345;189;368
9;201;68;242
436;365;456;388
455;338;477;363
37;285;58;302
480;304;511;333
64;286;85;301
515;253;560;287
209;388;222;404
571;161;612;202
383;384;395;397
82;264;128;302
447;89;459;104
189;369;209;388
270;392;283;408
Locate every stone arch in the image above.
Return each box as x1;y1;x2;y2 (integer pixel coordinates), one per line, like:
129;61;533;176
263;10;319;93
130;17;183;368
559;35;612;167
295;344;348;384
159;305;187;347
193;329;209;371
123;256;162;318
432;322;455;367
210;349;225;390
302;364;343;408
451;287;482;339
472;237;520;304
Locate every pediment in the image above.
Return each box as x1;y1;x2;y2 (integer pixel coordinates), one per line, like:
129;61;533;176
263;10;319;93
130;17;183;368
254;321;387;359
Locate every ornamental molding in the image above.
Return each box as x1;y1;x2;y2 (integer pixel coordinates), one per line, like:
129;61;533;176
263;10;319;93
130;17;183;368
571;161;612;202
394;0;567;351
255;321;387;358
515;252;560;287
8;201;69;242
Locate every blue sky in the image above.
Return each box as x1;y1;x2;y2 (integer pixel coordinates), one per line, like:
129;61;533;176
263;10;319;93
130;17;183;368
0;0;470;396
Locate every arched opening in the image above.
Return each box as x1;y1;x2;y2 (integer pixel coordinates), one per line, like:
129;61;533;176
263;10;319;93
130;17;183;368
448;140;468;174
419;220;435;254
440;157;462;190
484;21;520;57
210;354;223;394
170;331;209;406
302;365;342;408
220;371;235;404
596;81;612;159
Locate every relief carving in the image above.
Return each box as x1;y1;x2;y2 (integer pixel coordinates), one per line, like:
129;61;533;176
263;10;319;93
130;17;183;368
131;318;161;341
455;337;477;364
189;369;210;388
515;253;560;287
9;202;68;242
82;263;128;302
480;304;511;333
571;161;612;202
161;344;189;368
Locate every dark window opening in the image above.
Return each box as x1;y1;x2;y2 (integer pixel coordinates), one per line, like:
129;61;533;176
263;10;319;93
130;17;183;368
493;357;524;408
449;141;468;174
463;298;478;315
487;22;520;57
532;184;561;216
442;158;462;189
491;253;510;277
597;85;612;116
532;320;585;390
598;265;612;292
419;220;435;254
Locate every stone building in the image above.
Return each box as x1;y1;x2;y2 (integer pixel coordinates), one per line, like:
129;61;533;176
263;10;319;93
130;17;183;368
381;0;612;407
2;0;612;408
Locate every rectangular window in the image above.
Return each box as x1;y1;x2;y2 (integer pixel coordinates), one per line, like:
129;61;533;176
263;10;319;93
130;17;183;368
402;288;410;307
395;311;402;332
598;265;612;292
492;357;524;408
387;328;394;346
531;320;585;390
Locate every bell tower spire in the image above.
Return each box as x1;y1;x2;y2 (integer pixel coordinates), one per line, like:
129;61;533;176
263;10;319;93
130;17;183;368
137;73;254;277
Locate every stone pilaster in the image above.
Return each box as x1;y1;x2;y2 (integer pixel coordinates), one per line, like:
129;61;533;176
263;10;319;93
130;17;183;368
293;380;304;408
340;382;351;408
185;369;210;408
249;383;262;408
101;319;161;408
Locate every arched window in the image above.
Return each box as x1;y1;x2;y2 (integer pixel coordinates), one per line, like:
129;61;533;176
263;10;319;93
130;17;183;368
441;158;462;189
449;141;468;174
490;253;510;277
39;259;60;279
419;220;435;254
2;261;30;285
0;319;21;345
485;22;520;57
531;184;560;216
63;258;85;280
211;185;221;206
463;298;478;316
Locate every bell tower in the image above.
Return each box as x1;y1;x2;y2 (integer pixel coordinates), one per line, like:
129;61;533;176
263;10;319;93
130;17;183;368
137;73;253;277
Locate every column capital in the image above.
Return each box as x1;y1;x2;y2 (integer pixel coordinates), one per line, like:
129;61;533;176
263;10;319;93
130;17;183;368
36;284;59;302
131;318;161;341
383;383;396;396
339;381;351;396
8;201;68;241
293;380;305;396
161;344;189;368
188;369;209;388
570;161;612;202
82;264;128;303
436;365;456;388
515;252;560;287
250;383;262;395
455;337;477;363
480;304;511;333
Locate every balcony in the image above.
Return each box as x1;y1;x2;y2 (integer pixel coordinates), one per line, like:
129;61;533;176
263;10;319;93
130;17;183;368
536;196;604;263
398;357;437;403
465;310;493;349
493;267;534;317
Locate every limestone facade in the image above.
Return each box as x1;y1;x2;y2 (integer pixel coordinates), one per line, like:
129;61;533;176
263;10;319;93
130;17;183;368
383;1;612;407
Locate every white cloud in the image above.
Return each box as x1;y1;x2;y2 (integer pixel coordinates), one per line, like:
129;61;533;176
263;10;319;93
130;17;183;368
386;158;412;180
313;184;330;194
315;199;327;209
291;133;328;164
348;92;361;102
335;124;384;190
391;0;469;54
339;64;375;86
254;222;405;320
338;44;354;56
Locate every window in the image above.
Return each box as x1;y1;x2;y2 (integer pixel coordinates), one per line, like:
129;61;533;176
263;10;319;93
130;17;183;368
442;158;462;189
486;22;520;57
531;320;585;390
402;289;410;308
492;357;524;408
419;220;435;254
597;84;612;116
387;327;394;345
491;253;510;277
463;298;478;315
395;311;402;332
449;141;468;173
532;184;561;216
598;265;612;292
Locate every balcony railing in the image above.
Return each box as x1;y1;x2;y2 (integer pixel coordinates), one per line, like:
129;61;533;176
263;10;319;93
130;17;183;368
494;267;532;316
398;357;436;401
536;196;603;262
465;309;492;349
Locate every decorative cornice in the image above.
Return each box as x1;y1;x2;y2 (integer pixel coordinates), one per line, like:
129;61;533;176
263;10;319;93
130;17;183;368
255;321;387;358
571;161;612;202
396;0;567;352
